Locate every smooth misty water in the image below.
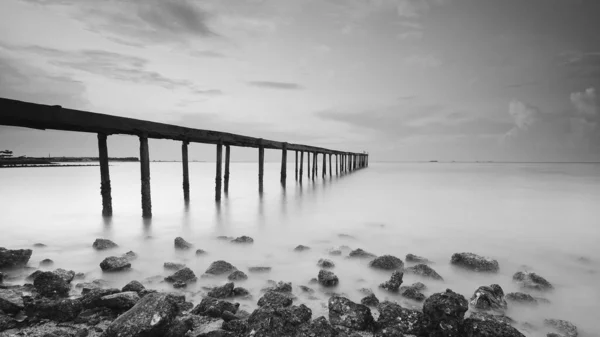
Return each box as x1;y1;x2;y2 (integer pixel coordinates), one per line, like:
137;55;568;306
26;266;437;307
1;162;599;336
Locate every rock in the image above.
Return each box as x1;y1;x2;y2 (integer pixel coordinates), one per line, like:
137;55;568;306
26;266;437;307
0;247;32;268
297;316;337;337
216;235;233;240
122;280;145;293
165;315;194;337
299;285;314;294
328;295;374;331
33;271;70;297
400;285;426;302
269;281;292;293
461;317;525;337
0;313;17;331
233;287;250;298
92;238;118;250
33;243;47;247
205;260;237;276
369;255;404;270
123;251;138;261
79;288;120;308
294;245;310;252
544;319;578;337
174;236;193;250
406;263;443;280
39;258;54;267
0;289;24;313
196;249;207;255
26;269;43;281
164;262;186;271
349;248;376;258
222;318;248;334
247;304;312;336
191;297;239;317
99;291;140;310
0;271;3;284
317;259;335;268
379;270;403;292
208;282;235;299
361;293;379;307
470;284;507;312
423;289;468;336
227;270;248;281
100;256;131;272
376;300;428;336
513;271;553;291
248;266;271;273
411;282;427;291
468;311;515;325
451;252;499;272
257;290;294;307
231;236;254;244
23;296;83;322
53;268;75;283
329;249;342;256
338;233;355;239
76;279;109;291
406;253;431;264
165;267;197;285
318;270;339;287
102;293;181;337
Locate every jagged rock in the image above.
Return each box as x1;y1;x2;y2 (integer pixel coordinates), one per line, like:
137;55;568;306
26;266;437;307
165;315;194;337
0;313;17;331
544;319;578;337
400;285;426;302
196;249;207;255
222;318;248;334
411;282;427;291
92;238;118;250
26;269;43;281
0;289;24;313
468;311;515;325
513;271;553;291
349;248;376;258
257;290;294;307
227;270;248;281
33;271;70;297
205;260;238;276
451;252;499;272
174;237;193;250
39;258;54;267
263;281;293;293
164;262;186;271
461;317;525;337
318;270;339;287
297;316;337;337
379;270;403;292
208;282;235;299
406;253;431;264
0;247;32;268
317;259;335;269
369;255;404;270
53;268;75;283
470;284;507;312
231;236;254;244
406;263;443;280
165;267;197;285
294;245;310;252
102;293;181;337
328;296;374;331
23;296;82;322
423;289;468;337
233;287;250;298
247;304;312;336
99;291;140;310
191;297;239;318
100;256;131;272
376;301;428;336
249;266;271;273
361;293;379;307
80;288;120;308
76;279;109;291
122;280;145;293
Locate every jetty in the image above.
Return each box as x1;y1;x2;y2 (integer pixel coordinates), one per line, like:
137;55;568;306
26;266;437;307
0;97;368;218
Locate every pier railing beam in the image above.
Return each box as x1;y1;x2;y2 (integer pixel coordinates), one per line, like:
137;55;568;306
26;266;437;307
224;145;230;194
215;143;223;201
97;133;112;216
181;141;190;202
280;142;287;186
139;135;152;218
258;143;265;193
299;151;304;183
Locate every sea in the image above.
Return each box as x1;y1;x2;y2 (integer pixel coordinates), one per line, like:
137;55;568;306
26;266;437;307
1;162;599;336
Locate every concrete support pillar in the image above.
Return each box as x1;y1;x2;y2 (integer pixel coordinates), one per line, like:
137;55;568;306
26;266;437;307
258;144;264;193
181;141;190;202
224;145;230;194
97;133;112;216
307;151;311;179
215;143;223;201
312;152;317;180
322;152;326;178
335;154;338;175
139;135;151;218
294;151;298;181
329;154;332;177
280;143;287;185
299;151;304;183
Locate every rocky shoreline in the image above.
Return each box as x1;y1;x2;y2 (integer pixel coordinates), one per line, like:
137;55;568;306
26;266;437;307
0;239;581;337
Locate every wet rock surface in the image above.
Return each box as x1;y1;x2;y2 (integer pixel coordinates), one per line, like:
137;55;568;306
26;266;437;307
544;319;578;337
376;300;428;336
205;260;238;276
360;293;379;307
406;263;444;280
369;255;404;270
400;285;426;302
122;280;145;294
423;289;468;336
53;268;75;283
317;258;335;269
248;266;272;273
39;258;54;267
379;270;403;292
208;282;235;299
33;271;70;297
318;270;339;287
247;303;312;336
294;245;310;252
328;295;374;331
348;248;376;258
165;267;197;285
227;270;248;281
0;289;24;313
513;271;553;291
406;253;431;264
257;290;294;307
164;262;186;271
0;247;32;268
174;236;193;250
461;317;525;337
100;256;131;272
92;238;118;250
191;296;239;318
98;291;140;310
451;252;499;272
469;284;508;312
231;236;254;244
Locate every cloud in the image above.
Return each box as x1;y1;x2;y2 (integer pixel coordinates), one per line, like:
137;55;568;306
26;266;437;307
404;54;442;68
247;81;304;90
508;100;540;130
570;87;598;121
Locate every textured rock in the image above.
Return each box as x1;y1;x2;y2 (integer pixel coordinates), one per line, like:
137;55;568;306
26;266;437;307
470;284;508;312
0;289;24;313
248;266;271;273
451;252;499;272
0;247;32;268
247;304;312;336
100;256;131;272
39;258;54;267
468;312;515;326
165;315;194;337
79;288;120;309
102;293;181;337
33;271;70;297
92;238;118;250
376;300;428;336
513;271;553;291
348;248;376;258
230;236;253;244
227;270;248;281
461;317;525;337
205;260;237;276
263;281;293;293
191;297;239;318
406;253;431;264
0;313;17;331
400;285;426;302
196;249;207;255
208;282;235;299
379;270;403;292
361;293;380;307
165;267;197;285
317;258;335;269
23;296;83;322
318;270;339;287
544;319;578;337
98;291;140;310
174;236;193;250
423;289;468;337
53;268;75;283
297;316;338;337
406;263;443;280
328;295;374;331
257;290;294;307
294;245;310;252
369;255;404;270
122;280;145;293
123;251;138;261
164;262;186;271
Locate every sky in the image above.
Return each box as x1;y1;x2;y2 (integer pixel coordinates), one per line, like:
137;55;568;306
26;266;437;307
0;0;599;162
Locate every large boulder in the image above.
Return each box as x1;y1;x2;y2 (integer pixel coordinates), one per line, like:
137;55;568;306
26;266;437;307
53;268;76;283
207;282;235;299
122;280;145;294
165;267;197;286
376;300;428;336
461;317;525;337
191;297;239;318
100;256;131;272
400;284;426;302
451;252;499;272
505;292;543;305
0;247;32;268
513;271;553;291
544;319;578;337
0;289;24;313
406;263;443;280
318;270;339;287
257;291;294;308
227;270;248;281
205;260;237;276
33;271;70;297
469;284;507;312
328;295;374;332
99;291;140;310
379;271;403;292
102;293;181;337
247;304;312;336
23;296;82;322
174;237;193;250
369;255;404;270
423;289;468;337
92;238;118;250
297;316;337;337
317;259;335;269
